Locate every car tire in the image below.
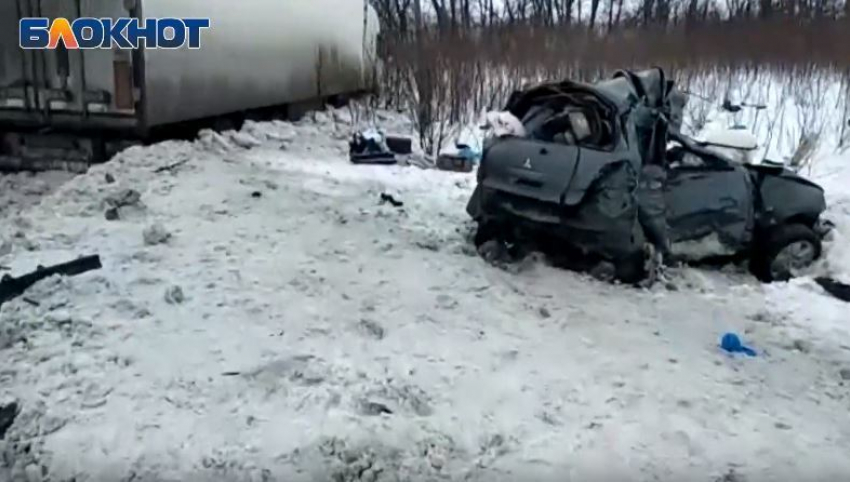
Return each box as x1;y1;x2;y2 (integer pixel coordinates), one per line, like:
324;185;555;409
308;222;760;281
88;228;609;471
751;223;822;282
478;239;514;265
614;246;653;285
474;220;504;248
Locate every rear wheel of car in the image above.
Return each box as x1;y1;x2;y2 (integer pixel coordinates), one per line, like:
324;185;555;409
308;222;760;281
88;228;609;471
473;220;503;248
751;223;821;282
614;245;655;285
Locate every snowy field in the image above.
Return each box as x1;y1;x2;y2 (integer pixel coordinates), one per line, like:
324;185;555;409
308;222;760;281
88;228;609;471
2;108;850;482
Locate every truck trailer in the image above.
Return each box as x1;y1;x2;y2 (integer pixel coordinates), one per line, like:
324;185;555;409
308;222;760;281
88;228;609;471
0;0;381;165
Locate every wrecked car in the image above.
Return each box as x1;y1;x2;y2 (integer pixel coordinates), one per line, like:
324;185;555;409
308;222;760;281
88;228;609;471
467;68;831;283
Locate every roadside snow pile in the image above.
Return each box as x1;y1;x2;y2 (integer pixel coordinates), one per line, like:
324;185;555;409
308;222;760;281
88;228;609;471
2;108;850;481
0;171;76;257
0;171;74;218
816;152;850;283
759;150;850;349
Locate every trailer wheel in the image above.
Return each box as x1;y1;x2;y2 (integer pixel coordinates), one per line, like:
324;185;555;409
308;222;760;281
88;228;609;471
91;137;107;163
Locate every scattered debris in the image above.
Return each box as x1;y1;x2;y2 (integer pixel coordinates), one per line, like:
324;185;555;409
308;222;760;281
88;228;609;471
774;421;792;430
359;401;394;416
350;130;397;165
0;255;102;309
379;193;404;208
0;399;19;439
104;188;143;220
385;135;413;155
815;277;850;302
143;223;172;246
484;111;527;138
436;153;475;173
748;311;770;323
720;332;757;357
357;319;386;340
104;189;142;209
164;285;186;305
715;468;747;482
435;143;480;173
792;339;813;354
153;158;192;173
104;207;120;221
21;297;39;307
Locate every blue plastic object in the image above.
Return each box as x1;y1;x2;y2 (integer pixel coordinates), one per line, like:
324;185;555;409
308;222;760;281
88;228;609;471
456;143;482;164
720;332;757;357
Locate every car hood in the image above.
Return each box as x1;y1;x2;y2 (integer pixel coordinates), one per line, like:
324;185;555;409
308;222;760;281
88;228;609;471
746;163;825;192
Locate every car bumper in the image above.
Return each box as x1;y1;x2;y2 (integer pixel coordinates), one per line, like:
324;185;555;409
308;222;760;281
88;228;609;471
470;186;645;260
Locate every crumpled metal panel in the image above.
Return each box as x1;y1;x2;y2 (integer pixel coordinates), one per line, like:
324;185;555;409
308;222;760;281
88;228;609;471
758;170;826;227
665;164;755;251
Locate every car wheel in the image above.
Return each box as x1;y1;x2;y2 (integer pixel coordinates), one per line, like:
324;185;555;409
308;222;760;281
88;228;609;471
752;223;821;282
590;261;617;283
478;239;510;265
614;245;654;285
474;220;506;248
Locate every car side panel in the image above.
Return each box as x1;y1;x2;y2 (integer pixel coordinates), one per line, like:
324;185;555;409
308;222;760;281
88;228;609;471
758;174;826;229
666;166;755;251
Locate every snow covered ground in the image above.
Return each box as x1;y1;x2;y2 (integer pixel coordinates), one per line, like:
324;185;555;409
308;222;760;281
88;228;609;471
2;109;850;482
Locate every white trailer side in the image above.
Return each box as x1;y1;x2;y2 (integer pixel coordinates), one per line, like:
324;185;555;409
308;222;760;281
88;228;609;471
0;0;380;136
139;0;380;127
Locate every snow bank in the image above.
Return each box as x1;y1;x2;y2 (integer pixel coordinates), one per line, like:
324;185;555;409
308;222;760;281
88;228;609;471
2;107;850;482
810;152;850;282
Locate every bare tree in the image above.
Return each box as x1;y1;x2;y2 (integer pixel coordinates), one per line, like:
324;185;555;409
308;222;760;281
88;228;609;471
590;0;602;28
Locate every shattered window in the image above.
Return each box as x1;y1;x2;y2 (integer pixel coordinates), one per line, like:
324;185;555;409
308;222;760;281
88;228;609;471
523;106;614;150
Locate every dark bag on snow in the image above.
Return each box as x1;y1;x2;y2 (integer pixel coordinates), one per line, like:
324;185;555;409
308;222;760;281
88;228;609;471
349;131;397;165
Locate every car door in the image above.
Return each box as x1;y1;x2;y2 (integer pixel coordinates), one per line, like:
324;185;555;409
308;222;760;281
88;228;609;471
664;151;755;257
